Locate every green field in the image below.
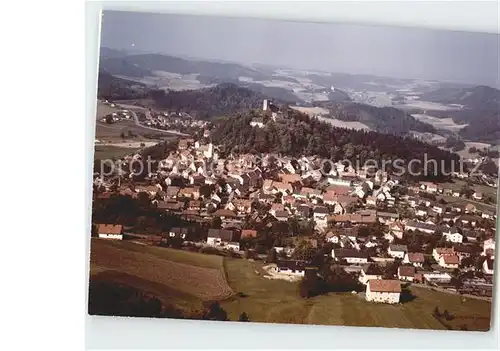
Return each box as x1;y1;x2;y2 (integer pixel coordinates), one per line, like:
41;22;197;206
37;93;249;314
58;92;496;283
221;258;491;330
89;240;492;330
94;145;134;160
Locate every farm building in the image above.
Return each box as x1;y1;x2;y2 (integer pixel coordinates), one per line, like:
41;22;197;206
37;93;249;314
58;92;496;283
365;279;401;304
207;229;235;247
97;224;123;240
275;260;311;277
331;249;369;264
423;271;452;284
432;247;455;262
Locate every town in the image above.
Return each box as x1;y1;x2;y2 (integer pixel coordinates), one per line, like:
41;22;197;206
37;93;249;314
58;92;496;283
92;98;497;310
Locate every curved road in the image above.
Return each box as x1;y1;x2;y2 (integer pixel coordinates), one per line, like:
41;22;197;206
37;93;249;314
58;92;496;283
127;109;190;137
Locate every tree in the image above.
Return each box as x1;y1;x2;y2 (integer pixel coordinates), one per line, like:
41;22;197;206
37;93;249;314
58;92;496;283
238;312;250;322
211;216;222;229
383;258;401;279
292;239;315;261
298;272;323;298
203;302;228;321
433;306;441;318
267;249;277;263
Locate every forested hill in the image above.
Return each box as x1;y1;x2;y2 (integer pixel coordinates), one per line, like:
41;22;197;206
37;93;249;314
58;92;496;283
149;83;286;119
315;101;437;135
97;72;149;100
419;85;500;110
421;85;500;144
210;109;461;181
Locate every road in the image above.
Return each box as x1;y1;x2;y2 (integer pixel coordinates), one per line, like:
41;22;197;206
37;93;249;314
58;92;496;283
126;107;190;137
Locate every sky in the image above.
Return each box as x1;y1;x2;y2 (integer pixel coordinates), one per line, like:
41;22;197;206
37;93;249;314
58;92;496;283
100;11;500;87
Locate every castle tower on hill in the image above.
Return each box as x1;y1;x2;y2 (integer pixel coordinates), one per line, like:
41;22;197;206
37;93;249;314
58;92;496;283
263;99;269;111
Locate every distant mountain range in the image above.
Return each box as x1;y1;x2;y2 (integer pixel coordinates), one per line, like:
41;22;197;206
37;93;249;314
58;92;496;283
96;49;499;144
421;85;500;144
315;101;436;135
419;85;500;110
99;51;268;82
97;72;149;100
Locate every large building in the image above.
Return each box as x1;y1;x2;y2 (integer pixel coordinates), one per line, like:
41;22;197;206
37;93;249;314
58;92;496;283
365;279;401;304
97;224;123;240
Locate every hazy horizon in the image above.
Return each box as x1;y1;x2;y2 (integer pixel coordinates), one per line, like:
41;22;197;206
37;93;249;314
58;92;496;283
100;10;500;88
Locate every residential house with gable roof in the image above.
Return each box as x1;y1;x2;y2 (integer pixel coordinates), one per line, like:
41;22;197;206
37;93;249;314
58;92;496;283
365;280;401;304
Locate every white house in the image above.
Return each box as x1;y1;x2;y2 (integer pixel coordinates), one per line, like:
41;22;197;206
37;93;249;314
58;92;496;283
423;271;452;284
432;247;453;262
403;252;425;267
358;264;383;285
275;260;306;277
325;232;340;244
97;224;123;240
482;258;494;275
313;206;329;230
397;266;415;282
332;249;369;264
207;229;234;247
483;238;496;259
365;279;401;304
388;244;407;259
226;242;240;251
383;232;395;243
250;118;265;128
404;220;436;234
389;222;405;239
443;227;463;243
438;254;460;269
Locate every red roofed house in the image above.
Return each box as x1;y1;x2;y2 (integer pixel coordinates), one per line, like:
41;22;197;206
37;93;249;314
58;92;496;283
432;247;455;263
365;279;401;304
397;266;416;282
97;224;123;240
439;254;460;269
403;252;425;267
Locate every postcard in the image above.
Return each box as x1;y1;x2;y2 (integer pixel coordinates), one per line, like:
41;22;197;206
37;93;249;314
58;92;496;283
89;10;497;331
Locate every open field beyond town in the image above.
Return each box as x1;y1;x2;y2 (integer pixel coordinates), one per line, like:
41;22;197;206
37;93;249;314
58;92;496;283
89;240;491;330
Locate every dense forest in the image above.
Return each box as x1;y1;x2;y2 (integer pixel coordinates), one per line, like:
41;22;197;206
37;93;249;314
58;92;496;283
149;83;284;118
306;101;436;135
97;71;149;100
210;108;462;181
